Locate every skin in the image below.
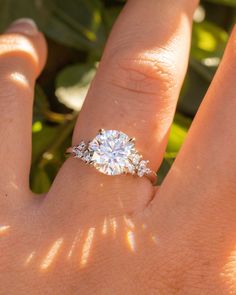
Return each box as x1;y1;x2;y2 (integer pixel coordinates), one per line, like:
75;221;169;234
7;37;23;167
0;0;236;293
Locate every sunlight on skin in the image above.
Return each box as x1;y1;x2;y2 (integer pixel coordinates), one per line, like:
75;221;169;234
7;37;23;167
9;72;29;88
110;217;118;236
9;181;20;190
151;234;159;245
123;216;135;230
67;230;82;260
0;225;10;236
102;217;108;235
126;230;136;252
221;249;236;290
123;216;136;252
24;251;36;266
80;227;96;267
40;238;64;271
0;37;38;63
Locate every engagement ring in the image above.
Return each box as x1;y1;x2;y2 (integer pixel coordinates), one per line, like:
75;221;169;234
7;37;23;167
66;129;157;184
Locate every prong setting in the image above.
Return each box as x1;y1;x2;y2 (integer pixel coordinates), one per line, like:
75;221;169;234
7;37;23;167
129;137;135;143
99;128;105;135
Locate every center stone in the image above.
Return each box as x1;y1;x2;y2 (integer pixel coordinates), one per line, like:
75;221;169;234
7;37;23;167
88;130;136;175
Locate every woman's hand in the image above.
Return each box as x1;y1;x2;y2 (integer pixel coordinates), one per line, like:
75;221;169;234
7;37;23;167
1;0;236;294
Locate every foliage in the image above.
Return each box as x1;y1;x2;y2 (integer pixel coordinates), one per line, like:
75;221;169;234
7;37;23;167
0;0;235;192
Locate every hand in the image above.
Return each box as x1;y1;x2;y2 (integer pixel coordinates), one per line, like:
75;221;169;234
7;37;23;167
1;1;236;294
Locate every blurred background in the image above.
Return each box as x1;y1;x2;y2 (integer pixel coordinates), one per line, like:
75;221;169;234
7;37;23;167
0;0;235;193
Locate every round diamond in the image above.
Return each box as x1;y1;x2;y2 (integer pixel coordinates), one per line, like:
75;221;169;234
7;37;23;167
88;130;136;175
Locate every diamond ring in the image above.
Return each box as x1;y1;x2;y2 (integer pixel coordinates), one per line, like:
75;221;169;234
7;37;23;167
66;129;157;184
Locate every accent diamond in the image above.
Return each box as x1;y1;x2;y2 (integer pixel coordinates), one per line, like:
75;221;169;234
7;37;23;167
73;141;87;158
82;150;92;163
137;160;149;177
129;153;141;167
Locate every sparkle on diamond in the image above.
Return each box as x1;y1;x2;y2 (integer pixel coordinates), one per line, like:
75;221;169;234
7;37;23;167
88;130;136;175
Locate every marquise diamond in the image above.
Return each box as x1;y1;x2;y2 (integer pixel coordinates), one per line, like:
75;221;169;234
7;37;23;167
73;141;86;158
137;160;150;177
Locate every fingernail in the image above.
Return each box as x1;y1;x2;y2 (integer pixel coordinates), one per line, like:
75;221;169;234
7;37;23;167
6;18;38;36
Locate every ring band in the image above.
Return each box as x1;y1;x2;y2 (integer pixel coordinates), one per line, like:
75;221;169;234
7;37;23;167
66;129;157;184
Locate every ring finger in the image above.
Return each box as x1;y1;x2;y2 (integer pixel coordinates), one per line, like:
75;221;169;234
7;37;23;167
48;0;199;214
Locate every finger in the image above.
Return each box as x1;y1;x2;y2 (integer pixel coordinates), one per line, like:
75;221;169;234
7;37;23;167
49;0;199;214
74;0;198;170
0;19;47;199
154;26;236;219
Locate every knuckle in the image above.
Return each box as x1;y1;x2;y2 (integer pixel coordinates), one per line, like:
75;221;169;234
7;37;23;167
103;49;178;97
0;34;39;71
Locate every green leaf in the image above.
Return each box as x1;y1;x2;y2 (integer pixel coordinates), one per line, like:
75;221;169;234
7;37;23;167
55;63;96;111
204;0;236;7
0;0;33;31
101;5;122;34
157;113;192;184
32;124;61;164
157;158;174;185
31;168;51;194
0;0;106;51
180;21;228;116
31;119;75;193
178;64;209;116
166;113;191;156
191;21;228;61
32;121;43;133
43;0;106;51
34;84;50;122
34;84;74;123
